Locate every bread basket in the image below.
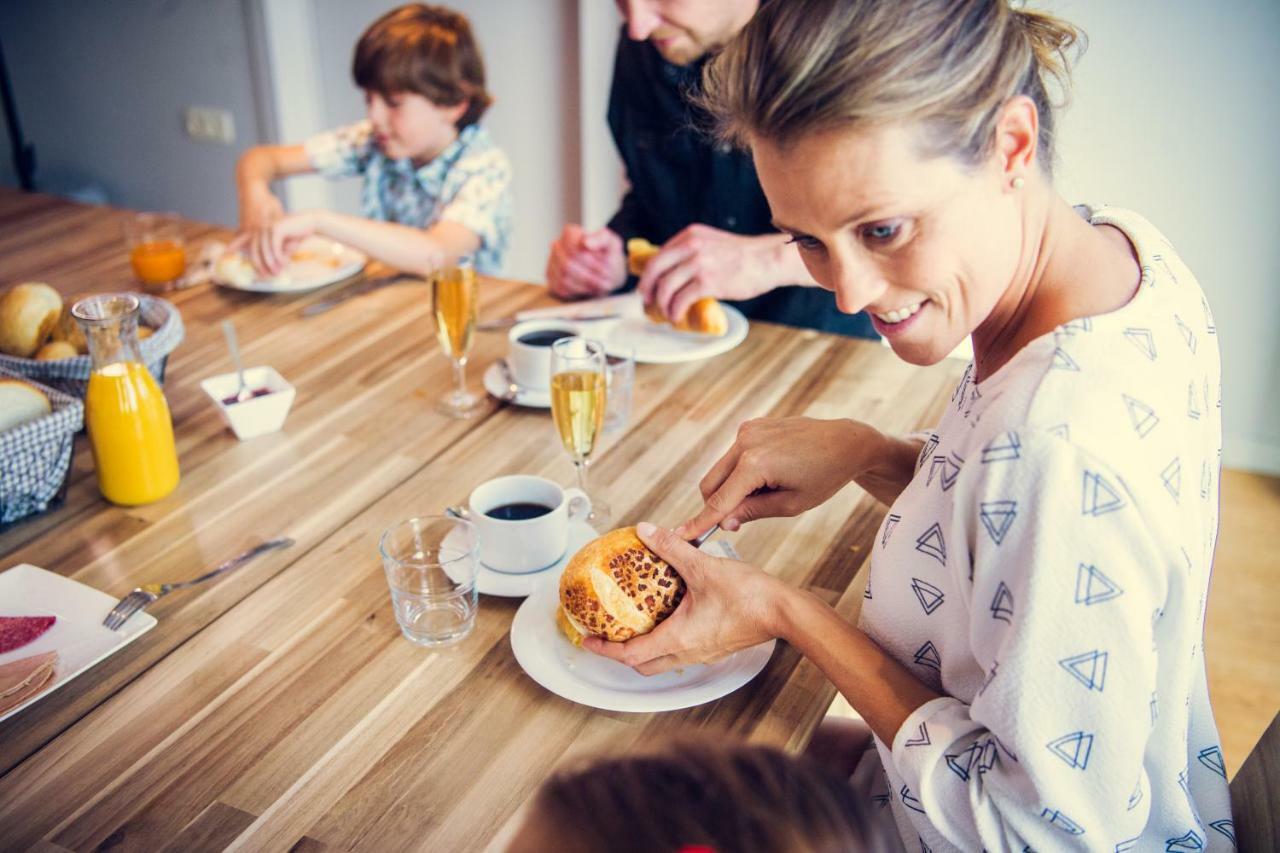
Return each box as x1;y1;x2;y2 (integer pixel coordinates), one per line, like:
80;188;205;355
0;293;184;398
0;369;83;527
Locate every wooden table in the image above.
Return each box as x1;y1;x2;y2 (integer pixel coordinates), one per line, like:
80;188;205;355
0;191;964;851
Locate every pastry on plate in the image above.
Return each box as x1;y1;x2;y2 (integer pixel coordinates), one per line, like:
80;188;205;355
626;239;729;336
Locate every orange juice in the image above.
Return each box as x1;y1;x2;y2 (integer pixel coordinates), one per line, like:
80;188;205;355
130;240;186;285
84;361;180;505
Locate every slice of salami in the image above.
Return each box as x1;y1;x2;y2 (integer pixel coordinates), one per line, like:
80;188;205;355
0;616;57;654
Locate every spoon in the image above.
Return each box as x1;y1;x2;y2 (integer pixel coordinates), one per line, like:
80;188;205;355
495;359;520;402
221;319;253;403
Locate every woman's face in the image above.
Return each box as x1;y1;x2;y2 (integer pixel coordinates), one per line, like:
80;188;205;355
364;90;464;165
753;122;1025;366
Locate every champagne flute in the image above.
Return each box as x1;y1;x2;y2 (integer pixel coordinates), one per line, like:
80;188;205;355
433;264;483;418
550;337;611;528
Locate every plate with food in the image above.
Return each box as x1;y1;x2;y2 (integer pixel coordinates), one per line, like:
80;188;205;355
509;527;775;712
213;236;367;293
583;239;748;364
0;564;157;724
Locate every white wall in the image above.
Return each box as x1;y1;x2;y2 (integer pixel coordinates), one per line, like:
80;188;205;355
0;0;262;224
306;0;581;282
1046;0;1280;473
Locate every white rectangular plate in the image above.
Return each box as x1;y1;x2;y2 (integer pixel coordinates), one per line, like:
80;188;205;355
0;564;157;724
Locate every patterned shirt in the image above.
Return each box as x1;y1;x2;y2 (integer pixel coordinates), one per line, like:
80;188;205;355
305;120;512;275
853;206;1234;851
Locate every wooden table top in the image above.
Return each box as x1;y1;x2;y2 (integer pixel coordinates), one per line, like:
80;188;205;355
0;190;965;852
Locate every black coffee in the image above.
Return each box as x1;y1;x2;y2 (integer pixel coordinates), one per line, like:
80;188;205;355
486;502;554;521
517;329;574;347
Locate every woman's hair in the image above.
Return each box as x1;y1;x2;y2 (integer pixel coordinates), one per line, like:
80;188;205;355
525;739;890;853
353;3;493;129
701;0;1084;173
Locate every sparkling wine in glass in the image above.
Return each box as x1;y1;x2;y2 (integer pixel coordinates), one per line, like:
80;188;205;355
433;264;483;418
550;337;611;527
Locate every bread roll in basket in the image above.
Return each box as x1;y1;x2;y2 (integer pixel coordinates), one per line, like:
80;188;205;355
558;527;686;645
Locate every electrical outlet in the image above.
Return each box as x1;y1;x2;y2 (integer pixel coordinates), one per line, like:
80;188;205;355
183;106;236;145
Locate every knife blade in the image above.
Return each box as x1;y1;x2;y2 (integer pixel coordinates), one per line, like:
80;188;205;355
300;273;411;317
476;312;620;331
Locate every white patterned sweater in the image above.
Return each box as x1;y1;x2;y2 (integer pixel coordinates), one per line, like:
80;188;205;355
854;206;1234;852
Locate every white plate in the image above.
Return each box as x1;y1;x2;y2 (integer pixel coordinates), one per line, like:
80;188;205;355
214;236;367;293
554;295;748;365
0;564;157;723
476;519;597;598
483;362;550;408
510;581;776;713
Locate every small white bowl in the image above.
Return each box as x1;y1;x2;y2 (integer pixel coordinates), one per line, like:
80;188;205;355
200;366;295;440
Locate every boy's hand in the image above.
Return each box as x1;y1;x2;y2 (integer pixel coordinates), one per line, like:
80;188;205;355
239;185;284;233
546;225;625;299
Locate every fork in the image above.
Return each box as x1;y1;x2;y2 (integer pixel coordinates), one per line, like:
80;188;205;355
102;537;294;630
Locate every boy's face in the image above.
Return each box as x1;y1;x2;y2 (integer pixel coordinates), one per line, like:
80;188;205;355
364;90;466;165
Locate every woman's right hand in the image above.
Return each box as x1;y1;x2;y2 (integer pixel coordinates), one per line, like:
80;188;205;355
677;417;872;539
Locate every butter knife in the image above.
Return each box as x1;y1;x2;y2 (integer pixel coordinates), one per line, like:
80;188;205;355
477;312;620;331
301;273;412;317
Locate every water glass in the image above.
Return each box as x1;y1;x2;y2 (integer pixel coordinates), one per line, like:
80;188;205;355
378;516;478;647
604;348;636;434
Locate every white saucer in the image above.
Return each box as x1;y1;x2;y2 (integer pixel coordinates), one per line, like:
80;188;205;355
476;519;597;598
483;362;550;408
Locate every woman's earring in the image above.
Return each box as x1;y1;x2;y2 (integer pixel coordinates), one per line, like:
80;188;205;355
1011;176;1025;190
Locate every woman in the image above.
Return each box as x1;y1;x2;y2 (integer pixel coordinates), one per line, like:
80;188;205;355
584;0;1233;849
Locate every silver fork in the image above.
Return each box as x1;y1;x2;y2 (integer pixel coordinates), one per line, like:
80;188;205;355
102;537;294;630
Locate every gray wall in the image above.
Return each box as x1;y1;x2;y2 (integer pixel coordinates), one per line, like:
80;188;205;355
1048;0;1280;472
0;0;262;224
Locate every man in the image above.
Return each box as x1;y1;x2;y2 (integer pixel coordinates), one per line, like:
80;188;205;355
545;0;877;338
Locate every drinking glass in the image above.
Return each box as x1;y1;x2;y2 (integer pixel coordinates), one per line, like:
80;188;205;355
604;347;636;434
550;337;611;527
378;515;478;647
432;264;483;418
125;212;187;292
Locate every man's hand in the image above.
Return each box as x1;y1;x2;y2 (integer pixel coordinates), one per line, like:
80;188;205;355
638;225;797;321
546;225;626;299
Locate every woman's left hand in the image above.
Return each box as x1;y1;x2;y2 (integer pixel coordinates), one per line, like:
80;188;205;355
582;521;787;676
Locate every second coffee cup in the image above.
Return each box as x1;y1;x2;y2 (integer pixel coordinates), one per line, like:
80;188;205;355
507;320;577;389
468;474;591;573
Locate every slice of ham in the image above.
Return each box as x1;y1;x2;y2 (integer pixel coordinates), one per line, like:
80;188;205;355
0;615;57;654
0;650;58;714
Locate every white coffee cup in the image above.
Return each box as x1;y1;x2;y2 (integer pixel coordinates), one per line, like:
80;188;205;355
507;321;577;390
468;474;591;573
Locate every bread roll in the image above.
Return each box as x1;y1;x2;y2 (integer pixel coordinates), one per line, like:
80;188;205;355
626;237;661;277
627;238;728;336
215;253;257;288
0;379;52;432
34;341;79;361
558;526;686;644
48;298;88;354
0;283;62;358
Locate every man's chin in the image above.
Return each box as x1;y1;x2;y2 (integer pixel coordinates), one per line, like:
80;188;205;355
652;37;704;66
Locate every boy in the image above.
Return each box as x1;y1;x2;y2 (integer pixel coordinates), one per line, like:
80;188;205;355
234;4;512;277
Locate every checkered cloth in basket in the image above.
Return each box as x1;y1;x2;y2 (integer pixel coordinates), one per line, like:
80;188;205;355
0;369;83;526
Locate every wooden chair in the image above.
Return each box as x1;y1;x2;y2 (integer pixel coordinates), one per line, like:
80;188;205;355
1230;710;1279;851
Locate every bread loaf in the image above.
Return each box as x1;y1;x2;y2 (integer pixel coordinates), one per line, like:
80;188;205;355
0;379;52;433
0;283;63;358
626;238;728;336
34;341;79;361
48;298;88;354
558;526;686;644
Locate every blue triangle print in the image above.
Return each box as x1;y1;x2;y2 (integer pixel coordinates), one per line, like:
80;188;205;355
917;435;939;472
1124;327;1157;361
1115;837;1139;852
1165;830;1203;851
1040;808;1085;835
990;582;1014;623
981;431;1021;463
913;641;941;672
1162;457;1182;502
1122;394;1159;438
1187;382;1201;420
1197;746;1226;778
1051;347;1080;371
899;785;925;814
1127;780;1143;810
1082;470;1127;516
1203;297;1216;334
1075;563;1124;605
1049;423;1070;441
927;454;961;490
1175;314;1197;353
911;578;945;615
1208;820;1235;844
1046;731;1093;770
1059;650;1108;691
904;722;930;747
881;513;900;549
979;501;1017;545
945;743;981;781
915;523;947;564
863;577;872;599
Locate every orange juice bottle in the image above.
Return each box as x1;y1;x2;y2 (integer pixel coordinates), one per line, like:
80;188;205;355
73;294;180;505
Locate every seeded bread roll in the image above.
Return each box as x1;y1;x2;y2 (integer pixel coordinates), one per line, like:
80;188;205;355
558;526;686;644
0;283;63;358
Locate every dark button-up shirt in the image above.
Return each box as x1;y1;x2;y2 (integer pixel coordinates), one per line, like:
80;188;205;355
605;29;876;339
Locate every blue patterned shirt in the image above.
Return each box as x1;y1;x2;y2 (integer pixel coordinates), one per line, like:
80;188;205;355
305;121;512;275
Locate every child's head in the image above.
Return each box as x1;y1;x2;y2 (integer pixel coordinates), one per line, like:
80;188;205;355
506;739;891;853
353;4;492;161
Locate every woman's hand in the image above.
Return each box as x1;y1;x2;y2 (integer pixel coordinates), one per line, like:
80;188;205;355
582;522;787;675
677;417;871;539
